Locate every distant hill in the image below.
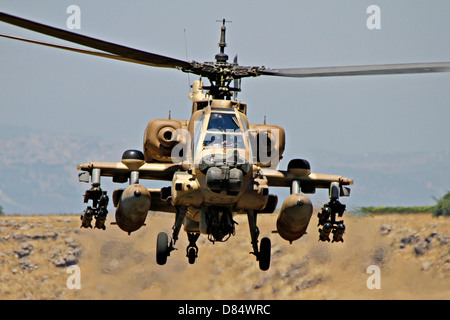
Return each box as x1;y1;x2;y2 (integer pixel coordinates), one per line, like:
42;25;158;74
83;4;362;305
0;126;448;214
309;148;450;208
0;126;133;214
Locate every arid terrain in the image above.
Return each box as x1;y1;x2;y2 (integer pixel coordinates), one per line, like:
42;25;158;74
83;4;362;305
0;212;448;300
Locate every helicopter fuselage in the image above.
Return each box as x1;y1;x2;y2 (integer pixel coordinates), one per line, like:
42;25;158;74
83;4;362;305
170;100;270;240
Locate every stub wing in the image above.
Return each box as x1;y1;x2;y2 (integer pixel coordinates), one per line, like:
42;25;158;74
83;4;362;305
260;168;353;193
77;161;180;182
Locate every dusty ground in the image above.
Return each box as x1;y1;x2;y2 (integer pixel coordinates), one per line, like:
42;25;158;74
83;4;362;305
0;212;448;300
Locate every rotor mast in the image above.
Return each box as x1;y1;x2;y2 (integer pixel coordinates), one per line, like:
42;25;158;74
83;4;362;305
202;19;239;100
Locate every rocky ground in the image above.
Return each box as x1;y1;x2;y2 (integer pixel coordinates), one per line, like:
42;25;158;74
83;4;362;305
0;212;448;300
0;215;81;299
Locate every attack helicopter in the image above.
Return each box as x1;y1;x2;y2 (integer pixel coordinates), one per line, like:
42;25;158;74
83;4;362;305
1;13;449;270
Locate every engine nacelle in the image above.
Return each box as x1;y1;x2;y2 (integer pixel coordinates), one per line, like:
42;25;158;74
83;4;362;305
143;118;188;162
276;193;313;242
248;123;285;167
115;184;151;234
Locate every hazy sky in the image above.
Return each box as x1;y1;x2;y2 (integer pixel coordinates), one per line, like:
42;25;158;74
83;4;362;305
1;1;449;209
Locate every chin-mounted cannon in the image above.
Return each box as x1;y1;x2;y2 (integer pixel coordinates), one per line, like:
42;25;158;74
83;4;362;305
79;168;109;230
317;182;349;243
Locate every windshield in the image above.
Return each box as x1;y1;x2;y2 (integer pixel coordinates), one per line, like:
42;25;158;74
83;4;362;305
192;111;250;165
207;112;241;132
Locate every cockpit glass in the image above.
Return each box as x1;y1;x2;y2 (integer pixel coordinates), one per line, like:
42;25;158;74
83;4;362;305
207;112;241;132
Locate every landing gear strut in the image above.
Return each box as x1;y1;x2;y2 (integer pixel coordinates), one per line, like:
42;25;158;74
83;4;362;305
156;230;201;265
247;210;271;271
156;207;191;265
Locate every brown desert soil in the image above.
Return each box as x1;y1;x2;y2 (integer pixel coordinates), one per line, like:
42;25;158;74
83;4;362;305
0;212;448;300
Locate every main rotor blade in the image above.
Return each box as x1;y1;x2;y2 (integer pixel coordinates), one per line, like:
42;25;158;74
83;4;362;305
0;12;191;69
0;34;162;67
259;62;450;78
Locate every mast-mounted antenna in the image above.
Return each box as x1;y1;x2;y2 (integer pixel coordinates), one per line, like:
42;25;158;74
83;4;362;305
215;19;231;64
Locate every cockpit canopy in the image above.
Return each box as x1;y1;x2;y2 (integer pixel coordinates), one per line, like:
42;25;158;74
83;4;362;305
207;112;241;132
191;108;251;169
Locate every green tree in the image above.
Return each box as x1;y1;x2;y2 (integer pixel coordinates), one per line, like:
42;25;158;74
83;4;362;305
432;191;450;217
0;205;3;215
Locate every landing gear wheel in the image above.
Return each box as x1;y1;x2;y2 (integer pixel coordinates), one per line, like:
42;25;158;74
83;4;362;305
186;233;200;265
258;237;271;271
187;247;197;264
156;232;169;265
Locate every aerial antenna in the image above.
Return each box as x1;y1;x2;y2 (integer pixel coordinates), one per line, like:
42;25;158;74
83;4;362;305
215;19;231;64
184;28;191;92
